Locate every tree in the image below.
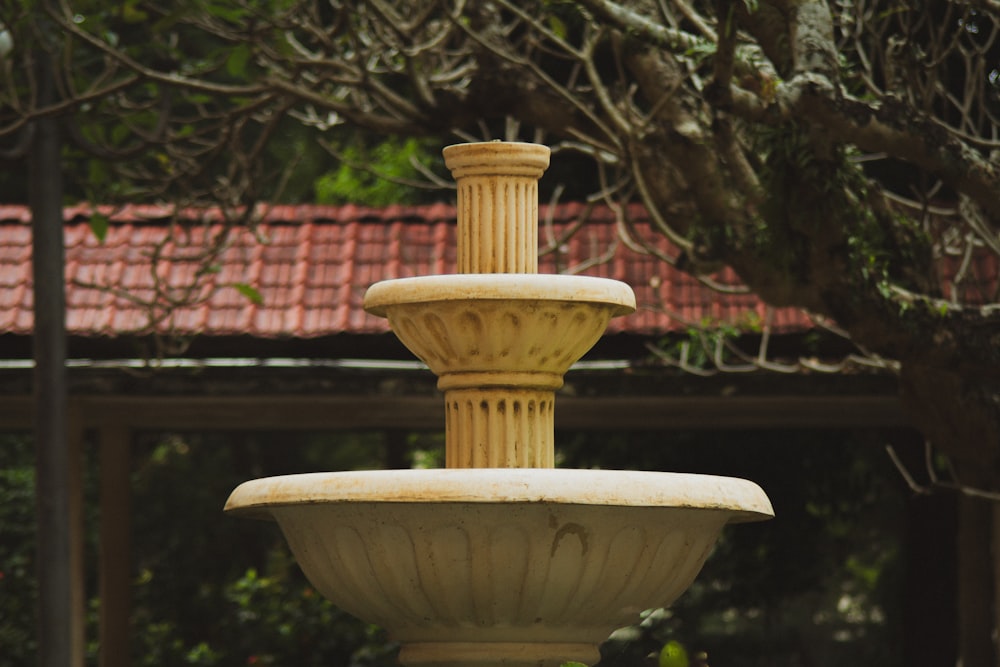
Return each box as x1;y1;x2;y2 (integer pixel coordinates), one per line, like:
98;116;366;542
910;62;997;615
2;0;998;663
6;0;995;479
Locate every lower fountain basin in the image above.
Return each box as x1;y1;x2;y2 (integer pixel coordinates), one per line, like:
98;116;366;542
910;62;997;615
225;469;772;667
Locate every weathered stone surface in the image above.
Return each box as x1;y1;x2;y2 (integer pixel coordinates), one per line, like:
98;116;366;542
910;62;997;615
226;142;772;667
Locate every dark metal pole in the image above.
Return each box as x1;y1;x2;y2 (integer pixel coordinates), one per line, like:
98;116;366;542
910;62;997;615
30;33;72;667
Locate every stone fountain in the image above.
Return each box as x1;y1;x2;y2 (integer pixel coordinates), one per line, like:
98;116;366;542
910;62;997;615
225;142;773;667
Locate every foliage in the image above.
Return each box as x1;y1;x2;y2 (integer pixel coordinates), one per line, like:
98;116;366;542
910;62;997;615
314;136;443;207
4;1;997;485
2;0;996;662
130;562;396;667
0;434;37;666
0;430;405;667
125;431;400;667
0;427;906;667
561;428;906;667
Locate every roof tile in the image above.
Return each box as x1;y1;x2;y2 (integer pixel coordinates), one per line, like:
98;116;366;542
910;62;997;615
0;203;829;341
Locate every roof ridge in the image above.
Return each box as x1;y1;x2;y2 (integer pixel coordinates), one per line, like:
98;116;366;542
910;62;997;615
0;201;651;226
0;202;468;225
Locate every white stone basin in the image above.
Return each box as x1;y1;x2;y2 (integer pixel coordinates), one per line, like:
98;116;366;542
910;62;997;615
364;274;636;383
225;469;773;667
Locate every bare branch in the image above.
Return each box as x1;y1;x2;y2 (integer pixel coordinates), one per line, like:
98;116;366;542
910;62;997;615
575;0;710;53
887;443;1000;502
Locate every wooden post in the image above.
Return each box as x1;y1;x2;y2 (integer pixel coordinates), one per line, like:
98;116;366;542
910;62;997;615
29;18;80;665
994;503;1000;667
68;407;85;667
957;493;996;666
99;423;132;667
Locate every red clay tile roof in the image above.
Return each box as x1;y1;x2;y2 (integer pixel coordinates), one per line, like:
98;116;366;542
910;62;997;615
0;202;815;340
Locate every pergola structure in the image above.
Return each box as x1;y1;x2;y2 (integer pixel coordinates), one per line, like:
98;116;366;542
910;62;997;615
0;203;911;666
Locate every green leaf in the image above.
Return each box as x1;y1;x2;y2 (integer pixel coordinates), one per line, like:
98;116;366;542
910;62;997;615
110;123;131;146
233;282;263;305
659;640;690;667
547;15;568;39
89;212;109;243
226;43;251;79
122;0;149;23
87;159;109;186
205;1;247;23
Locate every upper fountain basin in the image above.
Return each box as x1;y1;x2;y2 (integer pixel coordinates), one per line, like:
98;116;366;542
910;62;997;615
364;274;636;384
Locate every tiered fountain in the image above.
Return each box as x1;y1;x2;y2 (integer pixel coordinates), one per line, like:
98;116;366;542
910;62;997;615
225;142;773;667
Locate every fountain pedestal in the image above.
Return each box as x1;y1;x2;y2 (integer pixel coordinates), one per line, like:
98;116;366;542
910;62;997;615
226;142;773;667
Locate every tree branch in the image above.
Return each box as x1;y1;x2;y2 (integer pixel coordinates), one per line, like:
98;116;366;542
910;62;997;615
0;74;140;138
51;3;268;97
722;77;1000;220
575;0;710;54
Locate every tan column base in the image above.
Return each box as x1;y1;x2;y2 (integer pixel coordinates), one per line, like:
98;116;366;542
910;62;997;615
444;388;555;468
399;641;599;667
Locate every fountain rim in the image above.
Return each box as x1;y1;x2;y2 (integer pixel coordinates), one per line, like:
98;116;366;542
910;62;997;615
224;468;774;523
363;274;636;317
442;140;551;177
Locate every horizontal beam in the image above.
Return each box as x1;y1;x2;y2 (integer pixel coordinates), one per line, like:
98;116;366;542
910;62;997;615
557;395;907;430
0;393;908;431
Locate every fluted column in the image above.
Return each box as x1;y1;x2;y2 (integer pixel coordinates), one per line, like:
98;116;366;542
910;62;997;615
444;142;550;274
441;142;553;468
444;389;555;468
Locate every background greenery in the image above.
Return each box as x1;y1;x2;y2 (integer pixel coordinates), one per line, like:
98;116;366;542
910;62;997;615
1;427;907;667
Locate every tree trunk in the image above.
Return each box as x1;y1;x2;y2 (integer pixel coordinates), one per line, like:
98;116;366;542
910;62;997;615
99;424;132;667
900;457;958;664
30;31;76;667
994;504;1000;667
957;494;997;666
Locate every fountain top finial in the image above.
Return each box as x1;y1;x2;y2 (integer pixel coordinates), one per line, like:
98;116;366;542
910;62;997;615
443;141;550;180
443;141;550;274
